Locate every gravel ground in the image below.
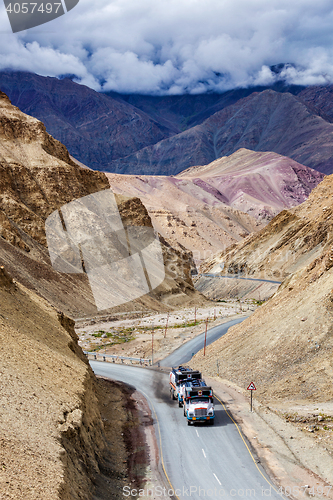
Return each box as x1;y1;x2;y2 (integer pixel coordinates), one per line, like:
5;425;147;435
206;377;333;500
76;302;256;362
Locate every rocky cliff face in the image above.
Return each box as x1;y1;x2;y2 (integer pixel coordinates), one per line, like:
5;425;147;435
0;268;107;500
0;90;108;250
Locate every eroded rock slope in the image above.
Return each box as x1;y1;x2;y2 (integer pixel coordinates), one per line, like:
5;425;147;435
0;267;107;500
194;173;333;403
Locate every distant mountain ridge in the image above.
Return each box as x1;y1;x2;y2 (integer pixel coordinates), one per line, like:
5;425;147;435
1;71;333;174
110;90;333;175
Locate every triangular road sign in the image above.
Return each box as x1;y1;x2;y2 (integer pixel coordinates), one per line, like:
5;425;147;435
247;382;256;391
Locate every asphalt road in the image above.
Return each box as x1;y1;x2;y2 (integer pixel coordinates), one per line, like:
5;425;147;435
159;317;248;367
91;361;281;500
90;318;282;499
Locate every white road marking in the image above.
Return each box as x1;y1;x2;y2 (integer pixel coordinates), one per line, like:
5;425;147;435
196;429;199;437
202;448;206;458
213;473;221;485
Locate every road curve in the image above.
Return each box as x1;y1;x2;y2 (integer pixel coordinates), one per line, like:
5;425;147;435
201;274;281;284
91;362;282;499
159;316;247;367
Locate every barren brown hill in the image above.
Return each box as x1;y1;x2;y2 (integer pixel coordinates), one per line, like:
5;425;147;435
178;149;324;220
107;170;264;266
200;172;333;282
194;233;333;404
194;173;333;404
107;149;323;265
0;91;206;316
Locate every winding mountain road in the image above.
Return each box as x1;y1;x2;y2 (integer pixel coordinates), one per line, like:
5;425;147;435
90;318;283;499
159;317;247;366
201;274;282;284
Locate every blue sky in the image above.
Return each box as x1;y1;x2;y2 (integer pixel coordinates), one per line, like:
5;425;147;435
1;0;333;94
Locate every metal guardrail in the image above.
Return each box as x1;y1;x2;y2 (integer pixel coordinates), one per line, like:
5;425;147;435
84;351;152;365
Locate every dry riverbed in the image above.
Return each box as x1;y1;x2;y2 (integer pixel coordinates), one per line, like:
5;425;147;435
75;301;256;362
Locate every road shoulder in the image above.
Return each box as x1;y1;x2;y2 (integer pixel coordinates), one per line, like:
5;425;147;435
206;377;333;500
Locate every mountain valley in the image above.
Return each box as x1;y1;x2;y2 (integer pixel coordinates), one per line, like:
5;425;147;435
1;73;333;499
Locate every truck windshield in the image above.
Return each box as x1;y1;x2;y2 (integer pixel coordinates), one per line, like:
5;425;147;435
191;398;210;404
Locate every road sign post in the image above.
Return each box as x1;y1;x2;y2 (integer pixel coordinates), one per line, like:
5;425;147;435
247;382;256;412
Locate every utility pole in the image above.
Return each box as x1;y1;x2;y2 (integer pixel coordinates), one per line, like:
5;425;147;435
203;318;208;356
151;323;154;365
164;313;169;338
194;307;197;325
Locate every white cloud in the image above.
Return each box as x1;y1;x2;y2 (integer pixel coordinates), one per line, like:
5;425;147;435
1;0;333;93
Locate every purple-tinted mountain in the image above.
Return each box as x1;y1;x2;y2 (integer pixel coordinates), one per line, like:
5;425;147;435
297;85;333;122
109;90;333;175
108;83;302;132
2;71;333;176
0;71;173;170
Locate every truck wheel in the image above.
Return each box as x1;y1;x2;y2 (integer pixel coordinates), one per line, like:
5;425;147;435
187;420;192;426
183;408;186;417
178;400;182;408
170;388;173;400
209;419;214;426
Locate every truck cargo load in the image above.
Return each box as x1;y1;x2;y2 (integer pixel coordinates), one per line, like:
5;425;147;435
169;366;202;406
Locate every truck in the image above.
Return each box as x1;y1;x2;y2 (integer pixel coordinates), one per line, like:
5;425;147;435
169;366;202;407
182;382;215;425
